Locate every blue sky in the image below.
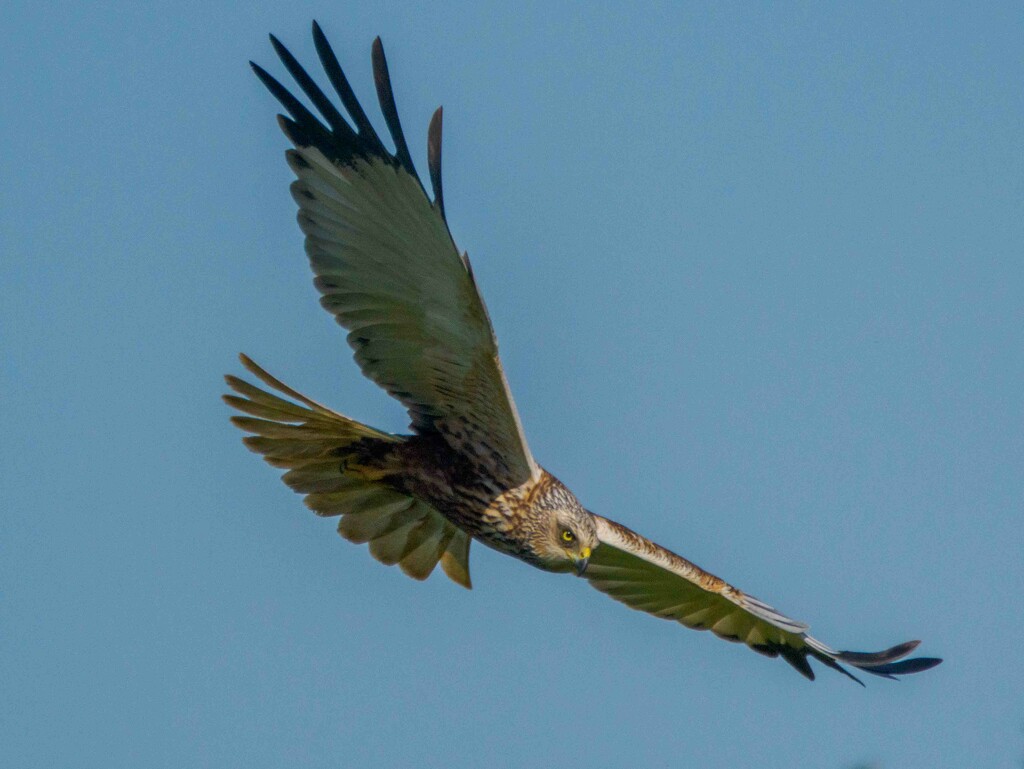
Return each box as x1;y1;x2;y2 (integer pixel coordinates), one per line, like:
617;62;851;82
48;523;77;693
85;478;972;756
3;2;1022;767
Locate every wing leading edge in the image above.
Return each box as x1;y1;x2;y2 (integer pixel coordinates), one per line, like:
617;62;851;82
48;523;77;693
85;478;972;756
586;515;942;683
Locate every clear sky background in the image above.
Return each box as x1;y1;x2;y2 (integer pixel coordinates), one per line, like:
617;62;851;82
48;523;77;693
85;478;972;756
3;2;1022;767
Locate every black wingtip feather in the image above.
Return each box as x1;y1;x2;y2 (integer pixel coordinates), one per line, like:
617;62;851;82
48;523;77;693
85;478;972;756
867;657;943;676
822;639;941;682
276;115;313;149
253;65;343;156
312;21;386;152
251;62;319;128
790;636;941;685
371;37;417;177
837;640;921;666
780;647;816;681
427;107;445;219
268;33;354;141
254;27;432;178
829;660;867;686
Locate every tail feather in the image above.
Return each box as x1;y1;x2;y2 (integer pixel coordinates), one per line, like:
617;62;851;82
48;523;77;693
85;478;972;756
240;435;349;466
237;353;342;416
229;417;353;441
224;354;472;588
439;528;472;588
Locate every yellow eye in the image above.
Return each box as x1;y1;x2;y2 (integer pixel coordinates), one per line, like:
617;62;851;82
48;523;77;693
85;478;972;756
561;529;575;543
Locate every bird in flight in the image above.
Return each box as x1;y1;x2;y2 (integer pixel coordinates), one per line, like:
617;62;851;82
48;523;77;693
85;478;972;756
226;23;942;684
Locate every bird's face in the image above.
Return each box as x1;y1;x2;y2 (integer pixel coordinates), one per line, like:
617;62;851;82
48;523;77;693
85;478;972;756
516;471;599;574
526;504;598;575
551;508;598;576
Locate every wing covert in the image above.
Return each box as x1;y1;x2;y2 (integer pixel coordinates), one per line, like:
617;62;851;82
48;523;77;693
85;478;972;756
252;24;539;489
585;515;942;683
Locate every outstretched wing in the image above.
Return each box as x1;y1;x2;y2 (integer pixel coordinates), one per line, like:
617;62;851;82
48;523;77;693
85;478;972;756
585;515;942;683
251;24;539;489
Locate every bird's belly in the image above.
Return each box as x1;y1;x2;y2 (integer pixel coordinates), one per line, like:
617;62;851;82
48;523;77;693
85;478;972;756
392;467;534;561
375;436;549;564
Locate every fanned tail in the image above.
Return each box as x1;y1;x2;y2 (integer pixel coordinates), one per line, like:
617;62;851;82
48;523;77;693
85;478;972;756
223;354;472;588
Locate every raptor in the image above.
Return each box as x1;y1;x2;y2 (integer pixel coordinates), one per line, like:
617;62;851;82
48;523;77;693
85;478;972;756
225;23;942;684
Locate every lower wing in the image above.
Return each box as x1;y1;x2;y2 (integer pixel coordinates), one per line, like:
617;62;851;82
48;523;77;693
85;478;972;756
585;515;941;684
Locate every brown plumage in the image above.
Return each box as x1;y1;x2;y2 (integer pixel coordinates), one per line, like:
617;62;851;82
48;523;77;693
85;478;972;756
226;24;942;684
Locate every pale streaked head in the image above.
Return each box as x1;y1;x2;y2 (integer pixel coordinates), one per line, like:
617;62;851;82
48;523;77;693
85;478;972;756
522;476;599;574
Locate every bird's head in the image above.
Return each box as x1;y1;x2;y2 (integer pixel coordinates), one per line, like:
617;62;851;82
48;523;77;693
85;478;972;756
522;476;598;575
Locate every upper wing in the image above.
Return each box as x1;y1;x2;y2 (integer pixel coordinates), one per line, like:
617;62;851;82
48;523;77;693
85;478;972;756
251;24;539;489
585;515;942;683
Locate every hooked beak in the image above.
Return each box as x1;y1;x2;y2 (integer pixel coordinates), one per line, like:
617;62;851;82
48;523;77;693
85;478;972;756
574;547;591;577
